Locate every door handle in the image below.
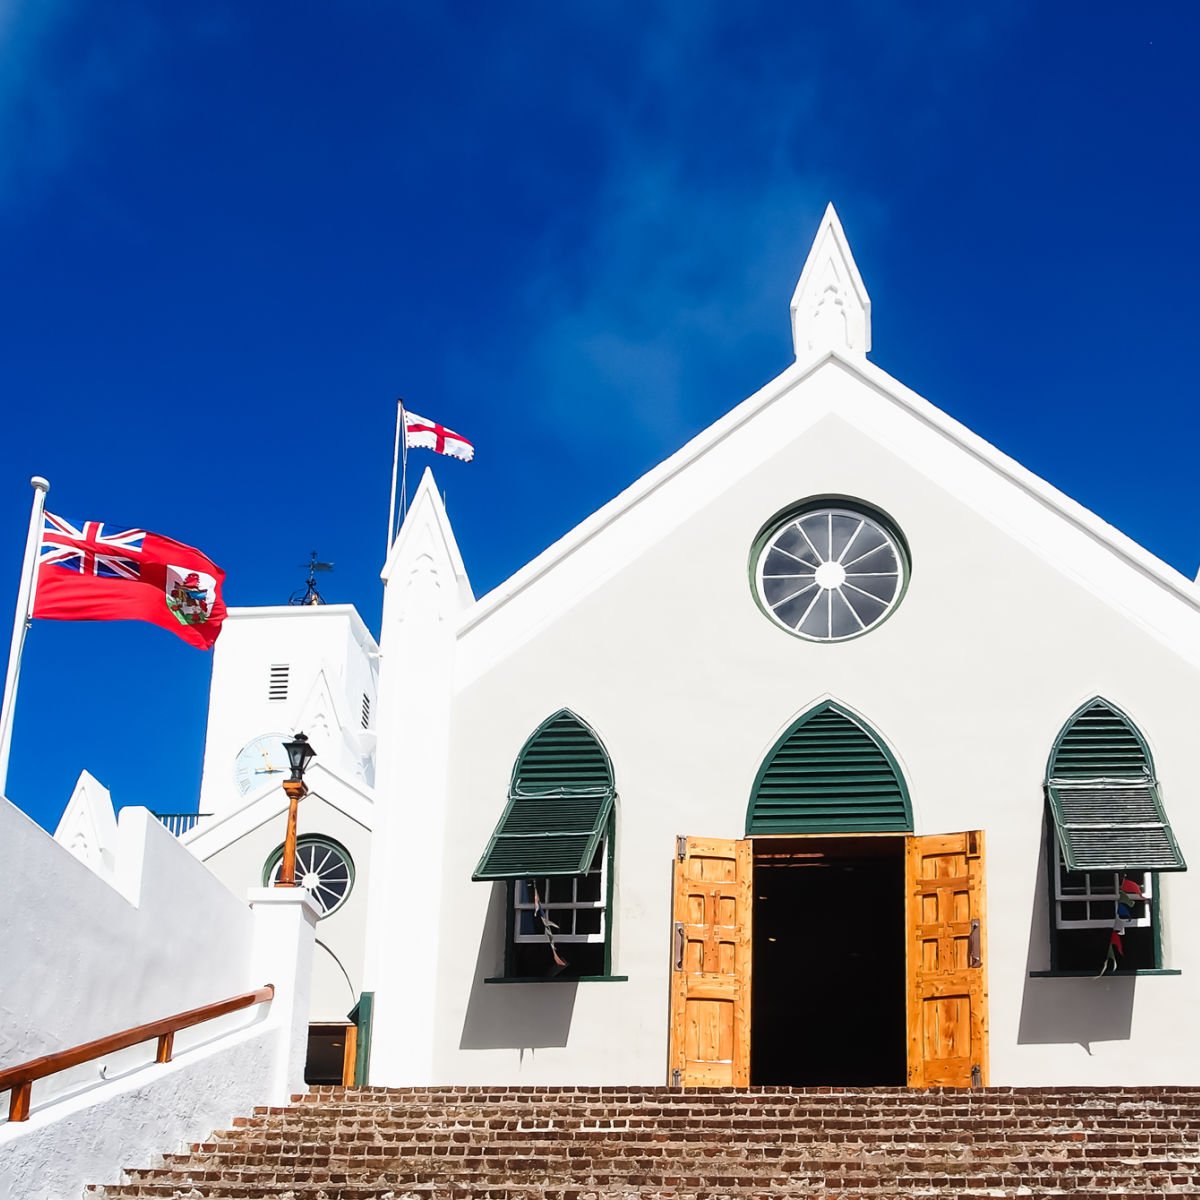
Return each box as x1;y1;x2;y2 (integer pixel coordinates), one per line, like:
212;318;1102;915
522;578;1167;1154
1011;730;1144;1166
673;921;684;970
968;919;982;968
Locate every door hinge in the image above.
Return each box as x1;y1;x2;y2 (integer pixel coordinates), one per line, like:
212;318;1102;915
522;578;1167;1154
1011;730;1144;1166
968;919;982;968
671;1068;682;1087
971;1063;982;1088
673;921;685;970
676;835;687;861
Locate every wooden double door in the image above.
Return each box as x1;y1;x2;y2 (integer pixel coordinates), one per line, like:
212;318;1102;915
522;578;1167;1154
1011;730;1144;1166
667;832;988;1089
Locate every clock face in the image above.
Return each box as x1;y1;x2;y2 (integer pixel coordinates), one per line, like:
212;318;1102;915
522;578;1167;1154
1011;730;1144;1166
234;733;293;797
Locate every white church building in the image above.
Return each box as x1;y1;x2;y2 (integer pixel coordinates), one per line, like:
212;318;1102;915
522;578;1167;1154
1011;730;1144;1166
351;205;1198;1091
9;206;1200;1179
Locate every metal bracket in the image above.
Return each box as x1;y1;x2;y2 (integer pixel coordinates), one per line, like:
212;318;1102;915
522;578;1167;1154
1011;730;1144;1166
673;921;685;970
671;1068;682;1088
971;1063;982;1088
968;919;982;968
676;835;687;861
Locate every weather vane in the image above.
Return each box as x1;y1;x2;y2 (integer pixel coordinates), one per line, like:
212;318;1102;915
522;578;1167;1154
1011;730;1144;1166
290;552;333;606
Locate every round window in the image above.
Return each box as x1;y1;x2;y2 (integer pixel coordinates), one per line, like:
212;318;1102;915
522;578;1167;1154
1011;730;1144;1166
753;503;907;641
264;836;354;917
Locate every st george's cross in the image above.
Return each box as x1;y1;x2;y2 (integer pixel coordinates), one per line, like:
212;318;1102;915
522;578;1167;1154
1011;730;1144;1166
39;513;146;579
404;410;475;462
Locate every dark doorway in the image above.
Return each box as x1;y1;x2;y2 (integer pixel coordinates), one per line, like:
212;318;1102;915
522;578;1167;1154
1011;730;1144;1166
305;1023;351;1085
751;836;907;1086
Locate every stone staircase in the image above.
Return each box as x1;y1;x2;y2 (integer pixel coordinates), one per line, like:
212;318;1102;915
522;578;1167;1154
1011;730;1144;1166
88;1085;1200;1199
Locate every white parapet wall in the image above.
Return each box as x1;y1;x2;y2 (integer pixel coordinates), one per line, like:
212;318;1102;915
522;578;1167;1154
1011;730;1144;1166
0;794;317;1200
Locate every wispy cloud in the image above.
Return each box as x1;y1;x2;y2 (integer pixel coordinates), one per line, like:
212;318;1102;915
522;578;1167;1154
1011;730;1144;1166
457;3;1029;460
0;0;164;207
497;10;833;452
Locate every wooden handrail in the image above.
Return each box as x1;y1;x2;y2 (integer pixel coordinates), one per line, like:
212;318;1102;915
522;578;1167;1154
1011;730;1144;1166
0;984;274;1123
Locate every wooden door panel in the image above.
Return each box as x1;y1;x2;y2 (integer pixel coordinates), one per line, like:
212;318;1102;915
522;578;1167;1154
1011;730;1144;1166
906;831;988;1088
669;837;751;1087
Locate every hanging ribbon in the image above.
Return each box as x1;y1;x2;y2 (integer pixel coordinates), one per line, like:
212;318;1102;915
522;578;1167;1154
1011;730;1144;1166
530;880;568;971
1096;877;1144;977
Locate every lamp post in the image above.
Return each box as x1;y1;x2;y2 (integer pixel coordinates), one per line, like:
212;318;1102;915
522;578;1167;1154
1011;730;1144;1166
276;732;317;888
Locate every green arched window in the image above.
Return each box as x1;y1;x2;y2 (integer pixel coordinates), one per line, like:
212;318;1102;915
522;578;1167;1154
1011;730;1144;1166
747;701;911;835
475;711;617;980
474;710;615;879
1046;699;1184;873
1043;698;1185;974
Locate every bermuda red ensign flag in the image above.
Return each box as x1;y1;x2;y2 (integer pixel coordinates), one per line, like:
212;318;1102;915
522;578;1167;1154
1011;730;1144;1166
404;410;474;462
33;512;227;649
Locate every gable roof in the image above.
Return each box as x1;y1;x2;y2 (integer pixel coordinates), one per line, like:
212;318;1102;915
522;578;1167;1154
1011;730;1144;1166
451;212;1200;681
458;344;1200;648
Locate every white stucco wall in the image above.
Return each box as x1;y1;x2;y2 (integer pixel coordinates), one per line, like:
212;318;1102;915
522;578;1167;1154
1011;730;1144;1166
0;796;317;1200
0;1024;277;1200
375;357;1200;1087
0;800;261;1089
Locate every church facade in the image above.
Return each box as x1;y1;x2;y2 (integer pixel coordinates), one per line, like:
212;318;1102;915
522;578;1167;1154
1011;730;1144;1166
356;206;1199;1090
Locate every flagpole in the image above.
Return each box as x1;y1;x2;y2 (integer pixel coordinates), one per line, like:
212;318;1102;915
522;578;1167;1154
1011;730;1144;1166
0;476;50;799
399;399;409;524
387;399;403;555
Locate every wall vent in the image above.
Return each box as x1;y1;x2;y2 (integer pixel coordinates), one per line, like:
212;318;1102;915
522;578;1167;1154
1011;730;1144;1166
268;664;290;702
361;693;371;729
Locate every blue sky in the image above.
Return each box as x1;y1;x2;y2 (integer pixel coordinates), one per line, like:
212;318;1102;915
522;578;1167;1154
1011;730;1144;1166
2;3;1198;831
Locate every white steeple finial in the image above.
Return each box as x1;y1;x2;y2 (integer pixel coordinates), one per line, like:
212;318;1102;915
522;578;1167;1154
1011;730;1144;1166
790;203;871;360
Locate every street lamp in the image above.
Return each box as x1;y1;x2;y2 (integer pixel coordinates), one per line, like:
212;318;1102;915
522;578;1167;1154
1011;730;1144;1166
276;732;317;888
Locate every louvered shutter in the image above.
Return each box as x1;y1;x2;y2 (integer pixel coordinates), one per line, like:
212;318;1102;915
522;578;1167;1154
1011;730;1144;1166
1049;700;1152;779
473;711;615;880
1046;700;1186;873
747;703;911;835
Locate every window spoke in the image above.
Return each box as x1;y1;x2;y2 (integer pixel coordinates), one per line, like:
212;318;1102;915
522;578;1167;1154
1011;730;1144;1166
267;837;354;919
756;506;906;641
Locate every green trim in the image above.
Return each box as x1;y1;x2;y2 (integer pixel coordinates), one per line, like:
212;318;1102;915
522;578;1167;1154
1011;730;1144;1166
604;823;615;976
746;700;912;835
1046;697;1154;780
347;991;373;1085
1046;782;1185;872
747;495;911;644
1044;700;1184;874
509;708;614;796
485;975;628;984
475;711;615;880
1044;812;1063;973
1152;870;1164;968
1029;969;1180;978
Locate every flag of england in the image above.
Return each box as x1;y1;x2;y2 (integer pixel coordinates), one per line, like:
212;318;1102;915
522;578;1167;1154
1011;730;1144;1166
404;411;474;462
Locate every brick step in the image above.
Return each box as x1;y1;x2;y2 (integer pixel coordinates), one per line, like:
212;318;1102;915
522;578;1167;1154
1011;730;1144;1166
217;1109;1200;1131
88;1175;1200;1200
87;1087;1200;1200
285;1094;1200;1108
296;1085;1200;1098
244;1107;1200;1128
122;1152;1200;1183
253;1104;1200;1123
194;1118;1200;1147
160;1136;1200;1170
